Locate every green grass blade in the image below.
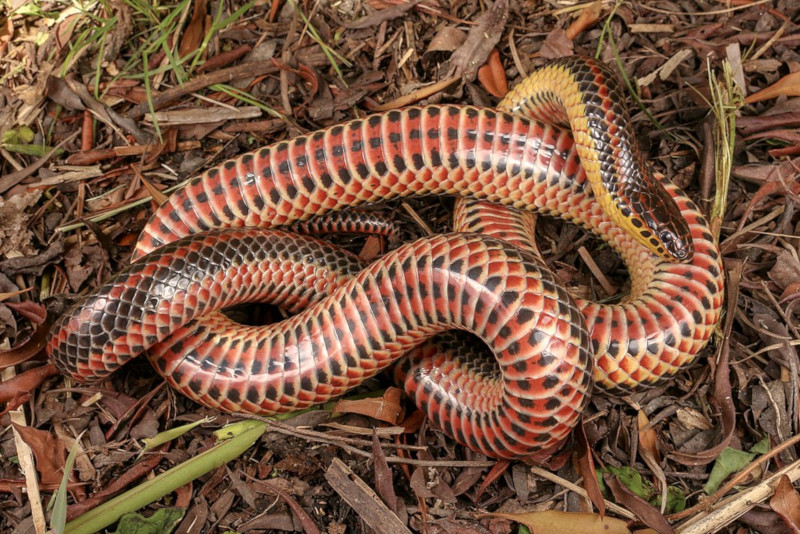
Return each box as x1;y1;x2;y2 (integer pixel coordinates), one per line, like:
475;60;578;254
50;432;86;534
140;417;215;456
708;58;742;242
65;421;266;534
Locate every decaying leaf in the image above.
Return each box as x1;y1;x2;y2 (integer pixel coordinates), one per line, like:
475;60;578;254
675;408;714;431
574;421;605;515
638;411;661;463
770;475;800;532
449;0;508;80
371;431;398;513
344;0;421;29
540;28;574;59
426;26;467;53
477;49;508;99
11;424;67;486
481;510;630;534
63;244;109;291
746;71;800;104
333;387;404;424
179;0;207;60
0;191;42;258
769;250;800;291
565;0;602;40
604;473;675;534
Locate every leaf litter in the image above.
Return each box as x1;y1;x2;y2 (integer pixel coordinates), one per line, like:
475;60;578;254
1;0;800;532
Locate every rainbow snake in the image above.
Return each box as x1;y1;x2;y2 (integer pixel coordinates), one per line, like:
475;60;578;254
47;56;724;460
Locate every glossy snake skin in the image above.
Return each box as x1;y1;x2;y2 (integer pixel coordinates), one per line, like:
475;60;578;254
47;57;723;459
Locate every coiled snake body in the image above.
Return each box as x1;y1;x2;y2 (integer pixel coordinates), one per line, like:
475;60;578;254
47;57;724;460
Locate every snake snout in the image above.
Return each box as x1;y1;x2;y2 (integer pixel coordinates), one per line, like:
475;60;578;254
626;172;695;263
658;226;694;262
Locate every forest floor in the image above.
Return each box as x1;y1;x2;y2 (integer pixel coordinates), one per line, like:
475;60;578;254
1;0;800;532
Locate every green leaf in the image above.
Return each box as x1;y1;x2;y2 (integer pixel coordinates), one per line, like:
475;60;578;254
651;486;686;514
4;143;61;157
13;2;46;17
17;126;35;143
112;507;184;534
751;436;770;455
703;447;755;494
595;468;607;495
605;466;652;499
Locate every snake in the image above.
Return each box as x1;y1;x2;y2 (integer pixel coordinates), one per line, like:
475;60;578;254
46;56;724;460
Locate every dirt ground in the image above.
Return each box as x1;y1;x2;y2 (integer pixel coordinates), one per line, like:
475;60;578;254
1;0;800;532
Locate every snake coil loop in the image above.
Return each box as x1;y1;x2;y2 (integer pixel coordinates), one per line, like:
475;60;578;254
47;57;723;459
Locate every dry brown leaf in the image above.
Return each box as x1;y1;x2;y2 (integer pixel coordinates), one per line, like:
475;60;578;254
675;408;713;431
0;364;58;405
369;76;459;111
63;245;107;291
409;466;436;499
426;26;467;53
139;174;169;206
638;411;668;515
476;459;510;500
781;282;800;303
604;474;674;534
770;251;800;292
449;0;508;80
0;191;42;258
371;431;398;513
575;421;605;516
565;0;603;40
732;157;800;184
638;411;660;462
178;0;206;57
725;43;746;97
0;312;48;377
539;28;574;59
770;475;800;532
45;75;84;111
451;465;486;497
198;44;252;73
481;510;630;534
55;13;81;51
268;488;319;532
358;235;383;262
11;424;67;486
179;0;207;60
746;71;800;104
477;49;508;98
740;508;796;534
333;387;404;424
5;300;46;324
345;0;421;29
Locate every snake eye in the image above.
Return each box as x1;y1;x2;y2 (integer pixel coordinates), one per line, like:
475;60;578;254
658;230;680;257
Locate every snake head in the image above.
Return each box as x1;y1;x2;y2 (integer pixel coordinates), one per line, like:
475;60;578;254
621;171;695;263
